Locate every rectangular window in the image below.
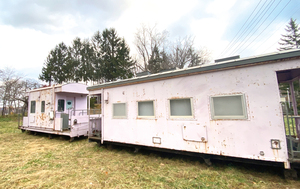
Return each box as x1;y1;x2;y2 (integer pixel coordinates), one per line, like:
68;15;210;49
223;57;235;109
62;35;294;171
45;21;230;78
170;98;192;117
41;101;45;113
30;101;36;113
210;94;247;120
138;101;154;117
113;103;126;118
58;99;65;112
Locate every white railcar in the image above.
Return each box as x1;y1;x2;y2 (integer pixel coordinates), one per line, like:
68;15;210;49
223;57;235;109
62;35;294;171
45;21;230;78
86;49;299;172
19;83;96;140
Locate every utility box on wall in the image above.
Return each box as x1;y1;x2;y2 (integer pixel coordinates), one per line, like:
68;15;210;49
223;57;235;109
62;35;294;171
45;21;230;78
61;113;69;130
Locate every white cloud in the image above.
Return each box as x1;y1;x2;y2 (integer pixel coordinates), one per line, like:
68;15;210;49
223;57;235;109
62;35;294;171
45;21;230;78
0;0;297;81
111;0;199;55
190;16;231;59
0;25;79;79
206;0;237;15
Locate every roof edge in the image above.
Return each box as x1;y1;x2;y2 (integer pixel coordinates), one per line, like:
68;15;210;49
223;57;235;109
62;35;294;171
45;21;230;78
87;49;300;91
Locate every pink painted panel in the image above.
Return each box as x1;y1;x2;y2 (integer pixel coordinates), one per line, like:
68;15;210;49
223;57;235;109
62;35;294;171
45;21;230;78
93;58;300;164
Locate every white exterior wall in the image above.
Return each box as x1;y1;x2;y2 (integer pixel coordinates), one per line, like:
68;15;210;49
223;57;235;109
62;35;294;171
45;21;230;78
96;59;300;163
27;87;54;129
25;83;89;132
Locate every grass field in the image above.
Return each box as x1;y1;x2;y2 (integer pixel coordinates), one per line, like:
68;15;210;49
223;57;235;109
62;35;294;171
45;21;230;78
1;116;300;188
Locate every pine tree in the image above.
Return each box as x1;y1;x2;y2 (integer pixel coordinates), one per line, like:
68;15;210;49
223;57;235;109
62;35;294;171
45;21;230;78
39;54;54;85
116;39;135;79
147;45;162;74
79;39;94;83
52;42;70;84
40;28;135;84
69;37;83;83
39;42;70;84
101;28;134;82
278;18;300;51
91;31;103;83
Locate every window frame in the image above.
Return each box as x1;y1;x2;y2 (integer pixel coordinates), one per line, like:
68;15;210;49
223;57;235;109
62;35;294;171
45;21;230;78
210;94;248;120
169;98;194;119
137;100;155;119
41;101;45;113
112;102;127;119
57;99;65;112
30;101;36;114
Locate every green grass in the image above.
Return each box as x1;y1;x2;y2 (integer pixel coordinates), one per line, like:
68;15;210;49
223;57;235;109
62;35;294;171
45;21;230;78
1;116;300;188
284;116;298;136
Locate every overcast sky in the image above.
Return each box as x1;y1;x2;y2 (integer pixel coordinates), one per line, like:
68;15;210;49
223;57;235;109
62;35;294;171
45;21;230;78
0;0;299;81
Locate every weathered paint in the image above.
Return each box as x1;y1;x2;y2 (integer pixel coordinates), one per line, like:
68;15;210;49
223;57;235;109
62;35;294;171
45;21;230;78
19;83;91;138
88;52;300;168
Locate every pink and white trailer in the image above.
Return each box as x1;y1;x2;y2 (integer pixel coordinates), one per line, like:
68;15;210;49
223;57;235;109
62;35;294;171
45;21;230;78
19;83;92;140
87;49;300;174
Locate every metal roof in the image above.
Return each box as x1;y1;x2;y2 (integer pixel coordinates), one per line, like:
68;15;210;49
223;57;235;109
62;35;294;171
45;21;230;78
87;49;300;91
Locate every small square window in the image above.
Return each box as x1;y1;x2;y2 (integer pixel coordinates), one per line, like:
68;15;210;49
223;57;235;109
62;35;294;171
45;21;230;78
211;94;247;120
30;101;36;113
113;103;126;118
170;98;193;117
41;101;45;113
58;99;65;112
138;101;154;117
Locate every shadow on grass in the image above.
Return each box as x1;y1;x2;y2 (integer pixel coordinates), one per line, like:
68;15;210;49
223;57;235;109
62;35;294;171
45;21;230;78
23;130;88;142
98;142;292;180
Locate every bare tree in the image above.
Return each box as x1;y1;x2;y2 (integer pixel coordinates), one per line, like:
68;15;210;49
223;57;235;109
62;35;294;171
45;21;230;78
14;79;40;115
169;36;195;68
0;68;21;115
0;68;40;116
134;24;211;73
169;36;211;69
134;24;169;71
195;47;211;66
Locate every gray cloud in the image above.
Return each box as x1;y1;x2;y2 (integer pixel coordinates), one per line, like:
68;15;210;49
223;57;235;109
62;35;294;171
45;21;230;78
0;0;130;34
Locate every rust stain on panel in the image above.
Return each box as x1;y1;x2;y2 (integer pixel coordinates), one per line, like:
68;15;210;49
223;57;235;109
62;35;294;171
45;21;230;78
39;113;47;121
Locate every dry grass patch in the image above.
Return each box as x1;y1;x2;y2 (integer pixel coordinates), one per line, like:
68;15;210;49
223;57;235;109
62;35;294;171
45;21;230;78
1;117;300;188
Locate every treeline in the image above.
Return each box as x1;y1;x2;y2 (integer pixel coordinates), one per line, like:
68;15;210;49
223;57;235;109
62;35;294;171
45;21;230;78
39;25;211;85
39;28;135;85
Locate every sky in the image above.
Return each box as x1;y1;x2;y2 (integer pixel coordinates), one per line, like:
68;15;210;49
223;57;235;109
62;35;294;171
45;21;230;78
0;0;299;81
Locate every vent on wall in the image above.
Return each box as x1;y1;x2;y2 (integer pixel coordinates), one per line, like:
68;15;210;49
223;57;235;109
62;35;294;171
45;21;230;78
136;71;151;77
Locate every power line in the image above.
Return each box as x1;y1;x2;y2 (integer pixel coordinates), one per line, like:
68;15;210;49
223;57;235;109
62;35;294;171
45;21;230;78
261;4;300;53
220;0;268;58
220;0;270;58
218;0;262;58
227;0;276;56
237;0;287;54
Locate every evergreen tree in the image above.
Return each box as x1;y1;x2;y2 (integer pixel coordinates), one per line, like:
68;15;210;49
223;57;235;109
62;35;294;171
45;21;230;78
69;37;83;82
52;42;70;84
91;31;103;83
39;42;70;84
116;39;135;79
101;28;134;82
40;28;135;84
79;39;94;83
39;54;54;85
278;18;300;51
147;45;162;74
160;50;172;70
